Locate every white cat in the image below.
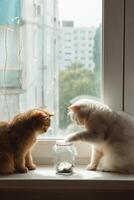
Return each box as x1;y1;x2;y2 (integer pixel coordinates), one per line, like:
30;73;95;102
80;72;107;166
65;99;134;174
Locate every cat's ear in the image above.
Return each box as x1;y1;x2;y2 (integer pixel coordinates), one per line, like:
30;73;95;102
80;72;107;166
68;105;80;112
49;113;54;117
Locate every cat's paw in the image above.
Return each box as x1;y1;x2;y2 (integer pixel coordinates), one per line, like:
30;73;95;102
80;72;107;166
86;163;97;171
96;166;111;173
64;135;72;142
64;133;76;142
27;164;36;170
0;167;15;174
17;167;28;173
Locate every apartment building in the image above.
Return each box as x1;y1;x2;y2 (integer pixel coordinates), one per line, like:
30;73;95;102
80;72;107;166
56;21;96;70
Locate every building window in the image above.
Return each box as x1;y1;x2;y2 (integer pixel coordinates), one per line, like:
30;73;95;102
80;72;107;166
81;30;85;34
74;37;78;40
64;59;71;62
65;52;71;55
81;37;85;40
81;57;85;60
64;46;71;49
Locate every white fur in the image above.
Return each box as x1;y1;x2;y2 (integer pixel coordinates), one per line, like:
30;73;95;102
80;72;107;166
66;99;134;174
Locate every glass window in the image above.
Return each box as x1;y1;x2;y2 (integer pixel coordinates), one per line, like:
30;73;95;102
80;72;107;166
58;0;102;137
0;0;102;139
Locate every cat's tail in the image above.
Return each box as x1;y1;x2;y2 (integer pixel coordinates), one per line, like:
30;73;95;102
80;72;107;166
65;131;90;142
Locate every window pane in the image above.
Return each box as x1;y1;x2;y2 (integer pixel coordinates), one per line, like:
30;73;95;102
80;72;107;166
0;0;102;138
58;0;102;137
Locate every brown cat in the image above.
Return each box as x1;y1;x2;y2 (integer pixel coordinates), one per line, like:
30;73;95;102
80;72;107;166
65;99;134;174
0;108;53;174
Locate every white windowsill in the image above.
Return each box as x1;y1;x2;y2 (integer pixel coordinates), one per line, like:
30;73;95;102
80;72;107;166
0;165;134;190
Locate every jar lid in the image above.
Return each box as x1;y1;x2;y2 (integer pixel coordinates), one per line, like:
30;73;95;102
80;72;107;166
56;140;72;146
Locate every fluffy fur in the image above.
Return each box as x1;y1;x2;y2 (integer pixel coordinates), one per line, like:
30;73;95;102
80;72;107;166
0;108;53;174
65;99;134;174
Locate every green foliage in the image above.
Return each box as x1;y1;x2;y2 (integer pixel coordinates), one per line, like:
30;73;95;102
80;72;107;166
59;25;102;129
92;24;102;103
93;25;101;73
59;63;100;128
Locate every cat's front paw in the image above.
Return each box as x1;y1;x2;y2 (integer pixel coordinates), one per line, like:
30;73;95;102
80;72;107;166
97;165;111;172
86;163;97;171
27;164;36;170
17;167;28;173
64;132;77;142
64;135;73;142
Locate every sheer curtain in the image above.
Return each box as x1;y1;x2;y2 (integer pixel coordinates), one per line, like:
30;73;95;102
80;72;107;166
0;0;23;120
0;0;58;137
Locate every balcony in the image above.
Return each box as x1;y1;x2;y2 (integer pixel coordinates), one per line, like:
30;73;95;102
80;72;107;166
0;69;25;94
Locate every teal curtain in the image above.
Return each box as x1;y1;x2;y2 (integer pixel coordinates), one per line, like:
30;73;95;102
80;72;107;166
0;0;22;25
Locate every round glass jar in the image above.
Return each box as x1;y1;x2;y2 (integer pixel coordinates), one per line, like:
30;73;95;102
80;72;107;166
53;141;77;175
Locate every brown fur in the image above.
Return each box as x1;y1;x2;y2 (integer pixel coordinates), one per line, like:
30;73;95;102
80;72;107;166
0;109;53;174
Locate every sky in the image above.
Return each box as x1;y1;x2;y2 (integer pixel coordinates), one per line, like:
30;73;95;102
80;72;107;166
59;0;102;27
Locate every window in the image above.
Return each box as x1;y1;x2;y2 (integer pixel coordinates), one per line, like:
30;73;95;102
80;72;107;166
64;33;71;36
64;46;71;49
80;57;85;60
35;0;133;163
81;50;85;54
65;39;72;42
74;37;78;40
0;0;102;156
81;37;86;40
81;30;86;34
65;52;72;55
2;0;131;164
64;59;71;62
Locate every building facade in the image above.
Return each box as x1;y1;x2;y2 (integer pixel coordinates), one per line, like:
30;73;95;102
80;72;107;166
56;21;96;70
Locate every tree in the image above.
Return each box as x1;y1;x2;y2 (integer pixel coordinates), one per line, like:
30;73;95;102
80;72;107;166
93;25;102;98
59;63;100;128
93;25;101;73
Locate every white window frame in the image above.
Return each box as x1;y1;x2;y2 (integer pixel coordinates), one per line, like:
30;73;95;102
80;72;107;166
124;0;134;116
33;0;126;165
103;0;124;111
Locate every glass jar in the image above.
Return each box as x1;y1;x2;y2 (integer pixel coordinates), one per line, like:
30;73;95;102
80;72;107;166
53;140;77;175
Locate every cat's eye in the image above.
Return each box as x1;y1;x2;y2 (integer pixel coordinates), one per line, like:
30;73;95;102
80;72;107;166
43;116;50;121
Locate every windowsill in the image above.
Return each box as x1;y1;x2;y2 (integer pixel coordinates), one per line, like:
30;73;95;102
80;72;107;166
0;165;134;190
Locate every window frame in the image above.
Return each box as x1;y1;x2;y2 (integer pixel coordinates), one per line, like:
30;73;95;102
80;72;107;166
124;0;134;116
33;0;125;165
102;0;124;111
